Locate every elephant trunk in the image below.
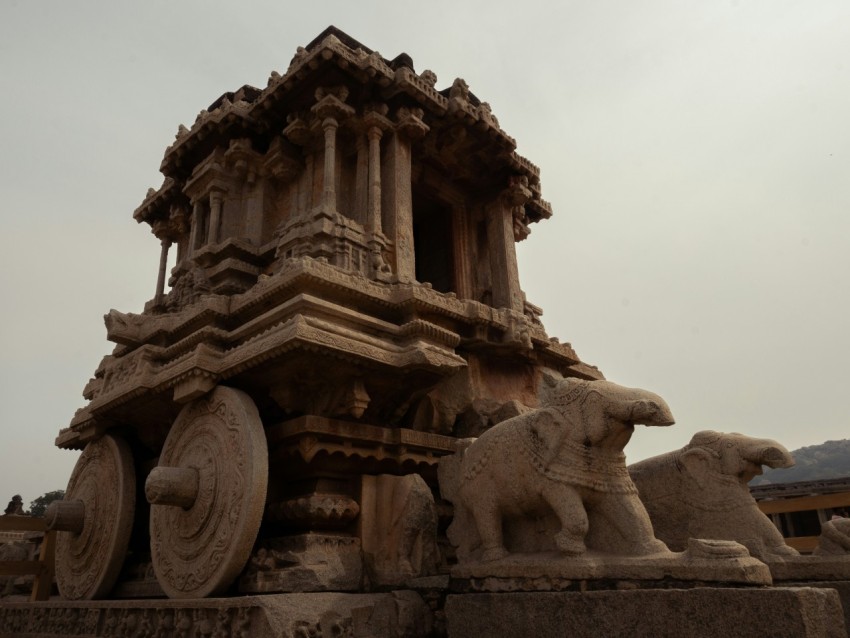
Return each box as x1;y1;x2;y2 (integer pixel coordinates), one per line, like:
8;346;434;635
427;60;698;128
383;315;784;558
746;441;794;470
628;392;675;427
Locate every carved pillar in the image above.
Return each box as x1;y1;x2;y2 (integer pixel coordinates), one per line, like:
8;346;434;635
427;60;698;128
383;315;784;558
451;205;474;300
367;125;383;234
188;201;203;255
384;109;428;283
208;191;223;244
301;154;314;213
155;238;172;305
321;117;339;212
383;132;414;282
310;90;354;215
354;135;368;226
486;183;529;312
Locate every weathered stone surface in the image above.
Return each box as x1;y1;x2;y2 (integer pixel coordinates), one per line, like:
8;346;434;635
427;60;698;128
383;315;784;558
629;430;796;560
787;581;850;635
445;588;846;638
360;474;440;586
440;376;674;564
239;534;363;593
149;386;268;599
0;591;434;637
54;434;135;600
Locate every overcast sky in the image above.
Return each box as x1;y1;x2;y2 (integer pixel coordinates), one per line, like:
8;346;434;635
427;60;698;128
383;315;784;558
1;0;848;504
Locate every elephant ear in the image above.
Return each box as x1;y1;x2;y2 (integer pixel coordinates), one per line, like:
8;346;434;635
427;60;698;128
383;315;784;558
680;447;715;490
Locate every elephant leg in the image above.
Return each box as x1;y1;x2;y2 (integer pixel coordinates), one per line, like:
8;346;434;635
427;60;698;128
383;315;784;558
754;514;798;557
591;493;668;556
541;483;588;555
469;495;507;561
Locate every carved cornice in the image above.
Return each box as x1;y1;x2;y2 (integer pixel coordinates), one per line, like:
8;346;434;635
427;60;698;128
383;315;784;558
266;416;457;467
133;178;190;229
160;94;256;177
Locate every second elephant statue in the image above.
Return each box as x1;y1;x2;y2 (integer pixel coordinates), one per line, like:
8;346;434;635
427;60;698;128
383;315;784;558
629;430;797;560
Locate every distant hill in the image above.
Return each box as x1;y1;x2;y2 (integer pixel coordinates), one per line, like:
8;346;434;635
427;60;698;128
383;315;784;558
750;439;850;485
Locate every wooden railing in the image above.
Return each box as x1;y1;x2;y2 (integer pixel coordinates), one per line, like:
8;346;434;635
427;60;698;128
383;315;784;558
0;516;55;601
757;491;850;554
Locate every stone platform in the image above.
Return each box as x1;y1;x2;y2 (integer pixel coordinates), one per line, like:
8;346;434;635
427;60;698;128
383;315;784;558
768;556;850;632
0;590;433;637
450;544;772;592
445;588;846;638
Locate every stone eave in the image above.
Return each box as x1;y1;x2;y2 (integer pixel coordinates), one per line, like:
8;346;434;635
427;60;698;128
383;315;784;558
159;97;258;177
133;177;190;227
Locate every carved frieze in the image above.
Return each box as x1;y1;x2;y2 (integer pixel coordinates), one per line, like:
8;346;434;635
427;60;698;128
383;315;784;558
266;416;456;468
266;494;360;529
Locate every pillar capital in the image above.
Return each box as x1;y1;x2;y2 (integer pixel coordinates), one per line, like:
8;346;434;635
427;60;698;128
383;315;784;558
501;174;532;207
311;90;355;123
395;106;429;139
363;105;393;138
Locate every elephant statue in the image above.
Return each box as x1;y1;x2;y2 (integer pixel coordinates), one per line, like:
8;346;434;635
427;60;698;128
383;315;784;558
628;431;797;560
438;376;675;563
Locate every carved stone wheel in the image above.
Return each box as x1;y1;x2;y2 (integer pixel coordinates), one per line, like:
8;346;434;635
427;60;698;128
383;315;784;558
55;433;136;600
149;386;268;598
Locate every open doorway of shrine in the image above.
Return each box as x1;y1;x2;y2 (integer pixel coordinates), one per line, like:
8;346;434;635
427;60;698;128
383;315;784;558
412;193;455;294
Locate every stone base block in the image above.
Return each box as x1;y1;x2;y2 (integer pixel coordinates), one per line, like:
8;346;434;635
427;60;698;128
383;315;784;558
781;581;850;635
0;590;432;638
445;588;845;638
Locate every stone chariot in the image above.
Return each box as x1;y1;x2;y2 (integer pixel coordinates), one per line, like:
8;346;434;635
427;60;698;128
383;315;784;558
44;27;603;601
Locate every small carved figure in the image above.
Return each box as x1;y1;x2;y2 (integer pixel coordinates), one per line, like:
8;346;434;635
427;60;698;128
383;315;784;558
419;69;437;87
477;102;499;127
449;77;469;102
267;70;282;87
154;609;174;638
440;377;674;562
234;608;251;638
165;267;211;311
175;609;193;638
629;431;797;560
3;495;24;516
